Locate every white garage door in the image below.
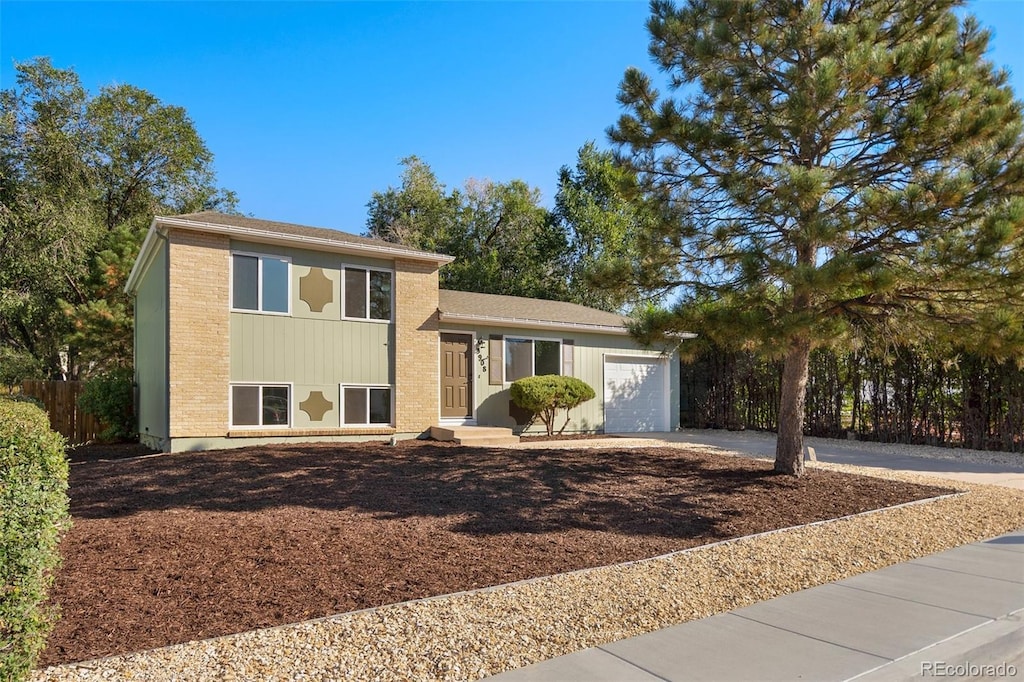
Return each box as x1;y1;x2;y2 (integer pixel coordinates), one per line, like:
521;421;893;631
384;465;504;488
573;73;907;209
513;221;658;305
604;356;669;433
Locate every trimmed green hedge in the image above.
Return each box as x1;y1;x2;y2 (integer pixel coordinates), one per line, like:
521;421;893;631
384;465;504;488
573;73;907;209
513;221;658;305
0;398;70;681
510;375;596;436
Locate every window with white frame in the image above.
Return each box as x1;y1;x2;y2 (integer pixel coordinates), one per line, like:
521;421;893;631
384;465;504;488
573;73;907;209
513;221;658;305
343;267;392;321
505;338;561;382
231;384;290;427
232;253;290;314
342;385;392;425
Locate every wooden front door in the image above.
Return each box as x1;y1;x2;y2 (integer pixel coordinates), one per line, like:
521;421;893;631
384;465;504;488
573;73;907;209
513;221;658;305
440;333;473;419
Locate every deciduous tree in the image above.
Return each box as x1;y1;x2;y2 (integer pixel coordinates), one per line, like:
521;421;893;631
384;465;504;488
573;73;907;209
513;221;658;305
0;58;96;376
366;158;570;300
553;142;659;312
1;58;236;377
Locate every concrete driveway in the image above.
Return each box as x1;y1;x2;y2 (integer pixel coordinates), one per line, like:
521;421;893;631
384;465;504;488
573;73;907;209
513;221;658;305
608;429;1024;490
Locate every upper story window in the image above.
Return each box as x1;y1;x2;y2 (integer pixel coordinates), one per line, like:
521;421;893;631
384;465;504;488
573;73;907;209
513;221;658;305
344;267;392;321
505;338;561;382
232;253;290;314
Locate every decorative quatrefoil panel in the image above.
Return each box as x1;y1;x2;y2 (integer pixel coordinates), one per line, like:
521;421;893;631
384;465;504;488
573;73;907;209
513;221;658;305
299;267;334;313
299;390;334;422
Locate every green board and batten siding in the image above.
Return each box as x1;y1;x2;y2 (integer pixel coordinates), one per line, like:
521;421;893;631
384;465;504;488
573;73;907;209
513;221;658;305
228;239;394;431
229;314;392;385
135;236;169;449
229;240;394;273
228;238;394;386
441;323;680;433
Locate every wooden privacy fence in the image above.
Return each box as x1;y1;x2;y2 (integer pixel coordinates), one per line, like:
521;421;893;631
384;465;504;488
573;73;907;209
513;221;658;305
20;380;101;445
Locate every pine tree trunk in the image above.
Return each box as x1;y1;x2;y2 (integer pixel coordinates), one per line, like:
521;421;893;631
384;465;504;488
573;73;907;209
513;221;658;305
775;336;811;476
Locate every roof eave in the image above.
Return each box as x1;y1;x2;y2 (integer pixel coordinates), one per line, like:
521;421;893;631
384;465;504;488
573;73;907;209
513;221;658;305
155;215;456;265
439;311;698;340
124;219;162;294
438;311;632;335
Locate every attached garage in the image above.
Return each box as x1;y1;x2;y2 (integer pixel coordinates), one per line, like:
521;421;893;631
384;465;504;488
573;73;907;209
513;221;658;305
437;290;686;434
604;355;670;433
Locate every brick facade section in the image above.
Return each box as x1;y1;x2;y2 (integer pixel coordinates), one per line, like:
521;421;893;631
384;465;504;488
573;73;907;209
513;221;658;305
167;230;230;438
393;259;441;433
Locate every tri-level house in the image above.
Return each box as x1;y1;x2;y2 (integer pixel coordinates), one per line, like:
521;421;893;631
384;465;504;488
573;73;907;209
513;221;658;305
125;212;684;452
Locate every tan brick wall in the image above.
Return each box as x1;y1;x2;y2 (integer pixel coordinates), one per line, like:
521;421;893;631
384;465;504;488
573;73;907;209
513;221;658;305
167;229;230;437
393;259;440;433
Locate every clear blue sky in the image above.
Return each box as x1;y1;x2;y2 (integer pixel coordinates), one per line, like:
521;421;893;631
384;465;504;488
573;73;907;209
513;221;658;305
3;1;1022;236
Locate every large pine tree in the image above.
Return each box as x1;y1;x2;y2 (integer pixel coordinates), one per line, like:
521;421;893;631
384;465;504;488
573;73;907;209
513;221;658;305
611;0;1024;475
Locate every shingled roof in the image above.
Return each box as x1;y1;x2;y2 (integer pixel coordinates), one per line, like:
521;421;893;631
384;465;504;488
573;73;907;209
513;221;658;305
161;211;452;262
168;211;381;245
126;211;454;293
438;289;630;334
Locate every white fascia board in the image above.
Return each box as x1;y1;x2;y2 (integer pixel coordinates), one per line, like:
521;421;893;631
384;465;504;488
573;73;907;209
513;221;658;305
438;311;633;335
439;311;698;340
124;219;162;294
156;216;455;265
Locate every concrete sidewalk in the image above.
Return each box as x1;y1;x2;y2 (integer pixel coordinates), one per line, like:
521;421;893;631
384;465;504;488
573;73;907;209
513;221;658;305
487;528;1024;682
491;434;1024;681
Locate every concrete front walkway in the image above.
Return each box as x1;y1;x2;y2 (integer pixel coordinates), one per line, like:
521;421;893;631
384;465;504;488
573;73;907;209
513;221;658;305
488;528;1024;682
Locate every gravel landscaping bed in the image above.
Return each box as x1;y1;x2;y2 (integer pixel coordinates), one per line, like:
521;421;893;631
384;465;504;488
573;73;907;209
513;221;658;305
33;466;1023;682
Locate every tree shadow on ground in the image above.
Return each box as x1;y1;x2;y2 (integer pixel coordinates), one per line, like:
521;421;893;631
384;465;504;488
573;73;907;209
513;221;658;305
69;441;949;541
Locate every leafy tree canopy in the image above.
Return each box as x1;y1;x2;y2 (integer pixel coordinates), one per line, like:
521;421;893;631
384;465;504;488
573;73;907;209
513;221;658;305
366;156;571;300
610;0;1024;474
1;58;236;378
553;142;663;312
367;152;660;312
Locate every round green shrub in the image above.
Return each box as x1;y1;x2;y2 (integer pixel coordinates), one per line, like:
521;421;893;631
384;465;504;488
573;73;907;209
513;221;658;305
0;398;70;681
510;375;596;436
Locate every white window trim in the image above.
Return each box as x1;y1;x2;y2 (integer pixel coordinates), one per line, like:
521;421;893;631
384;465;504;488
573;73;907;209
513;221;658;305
504;335;562;385
438;330;477;425
339;383;394;426
228;382;293;429
230;250;293;316
341;265;394;323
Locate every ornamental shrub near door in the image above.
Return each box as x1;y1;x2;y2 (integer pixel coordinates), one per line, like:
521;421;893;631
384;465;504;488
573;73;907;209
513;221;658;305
510;375;596;436
0;398;70;681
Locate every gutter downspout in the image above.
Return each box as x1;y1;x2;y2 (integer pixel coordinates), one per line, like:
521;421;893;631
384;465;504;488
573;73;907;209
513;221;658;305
158;230;170;451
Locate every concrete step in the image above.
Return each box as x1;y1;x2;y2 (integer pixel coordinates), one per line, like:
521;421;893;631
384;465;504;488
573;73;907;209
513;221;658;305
453;436;522;447
430;425;520;447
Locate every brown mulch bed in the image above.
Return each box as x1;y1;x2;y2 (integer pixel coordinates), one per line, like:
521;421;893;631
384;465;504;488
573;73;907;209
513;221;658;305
67;442;159;463
43;441;950;667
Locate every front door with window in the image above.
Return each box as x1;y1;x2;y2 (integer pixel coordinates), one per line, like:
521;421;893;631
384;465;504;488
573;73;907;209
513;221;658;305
440;333;473;419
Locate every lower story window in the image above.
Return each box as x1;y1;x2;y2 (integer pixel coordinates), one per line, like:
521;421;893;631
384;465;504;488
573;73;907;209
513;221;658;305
505;338;561;382
231;384;290;427
342;386;391;425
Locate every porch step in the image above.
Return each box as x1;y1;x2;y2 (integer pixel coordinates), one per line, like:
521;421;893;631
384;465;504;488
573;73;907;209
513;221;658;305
430;425;520;447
